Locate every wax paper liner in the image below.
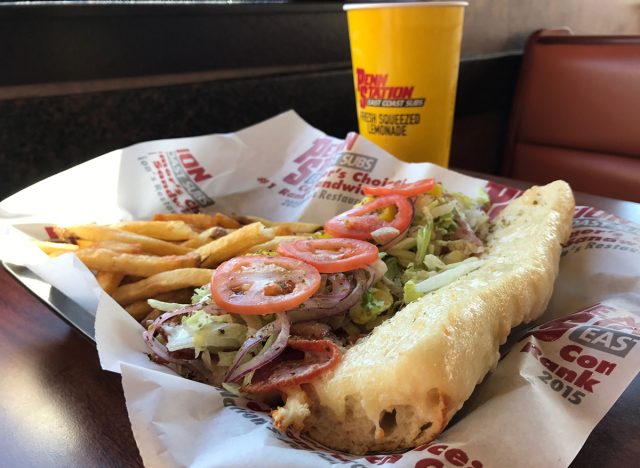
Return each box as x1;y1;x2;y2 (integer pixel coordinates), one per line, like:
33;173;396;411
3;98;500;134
1;111;638;467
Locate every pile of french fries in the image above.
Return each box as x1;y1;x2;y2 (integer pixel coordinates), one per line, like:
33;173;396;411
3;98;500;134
35;212;320;322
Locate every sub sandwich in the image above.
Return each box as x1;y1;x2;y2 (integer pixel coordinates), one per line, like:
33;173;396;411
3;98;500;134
142;178;575;454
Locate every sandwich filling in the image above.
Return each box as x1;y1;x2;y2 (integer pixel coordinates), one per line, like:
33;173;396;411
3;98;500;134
142;179;490;396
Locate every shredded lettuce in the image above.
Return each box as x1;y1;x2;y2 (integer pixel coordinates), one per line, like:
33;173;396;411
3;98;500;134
192;322;247;351
382;185;490;308
350;287;393;324
191;284;211;304
415;222;432;266
163;325;194;352
222;382;244;396
239;314;265;334
217;350;238;367
201;350;213;370
381;256;404;295
422;253;446;271
413;194;435;225
453;188;490;232
182;309;215;331
452;192;475;209
146;299;188;312
403;258;486;303
363;289;386;312
391;237;417;251
401;264;432;285
434;211;457;235
164;310;247;353
403;281;423;304
242;371;254;387
475;187;490;206
430;200;457;219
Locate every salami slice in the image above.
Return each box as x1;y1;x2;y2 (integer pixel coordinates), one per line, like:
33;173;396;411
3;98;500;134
242;339;341;394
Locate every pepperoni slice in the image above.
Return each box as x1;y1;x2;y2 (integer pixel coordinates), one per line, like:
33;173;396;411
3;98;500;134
241;339;341;394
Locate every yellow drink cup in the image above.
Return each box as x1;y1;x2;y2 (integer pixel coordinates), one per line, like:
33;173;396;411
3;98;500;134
344;2;467;166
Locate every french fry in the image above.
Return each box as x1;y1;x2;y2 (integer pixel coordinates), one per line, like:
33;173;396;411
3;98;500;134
34;240;79;256
121;275;145;285
126;289;194;321
153;212;241;230
197;222;274;268
111;220;197;241
52;226;75;243
181;226;230;249
243;235;313;254
75;239;96;249
93;240;143;254
96;271;124;294
48;250;72;258
241;216;321;234
124;300;154;322
112;268;214;305
76;239;143;253
59;224;192;256
74;249;201;277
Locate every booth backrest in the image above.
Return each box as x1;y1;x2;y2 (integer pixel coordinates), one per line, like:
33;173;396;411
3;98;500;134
503;29;640;202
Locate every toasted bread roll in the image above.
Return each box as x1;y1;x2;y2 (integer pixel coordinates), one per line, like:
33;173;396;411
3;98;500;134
273;181;575;454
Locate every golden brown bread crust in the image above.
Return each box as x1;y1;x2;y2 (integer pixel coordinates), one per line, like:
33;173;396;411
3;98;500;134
273;181;575;454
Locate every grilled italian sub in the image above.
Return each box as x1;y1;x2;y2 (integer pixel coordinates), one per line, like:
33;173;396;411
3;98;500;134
142;179;575;454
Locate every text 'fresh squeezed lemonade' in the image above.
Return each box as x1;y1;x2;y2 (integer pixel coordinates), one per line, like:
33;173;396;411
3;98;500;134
344;2;467;166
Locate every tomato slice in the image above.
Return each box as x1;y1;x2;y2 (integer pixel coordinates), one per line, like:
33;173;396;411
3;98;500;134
362;178;436;197
211;255;321;315
276;238;378;273
241;338;341;394
324;194;413;241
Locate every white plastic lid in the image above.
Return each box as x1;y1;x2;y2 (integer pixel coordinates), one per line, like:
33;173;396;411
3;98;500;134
344;2;468;11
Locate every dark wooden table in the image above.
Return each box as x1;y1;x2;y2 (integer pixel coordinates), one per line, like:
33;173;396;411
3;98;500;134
1;176;638;468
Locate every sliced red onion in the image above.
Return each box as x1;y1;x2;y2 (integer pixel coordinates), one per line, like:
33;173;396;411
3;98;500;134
301;273;351;309
143;302;216;381
224;312;291;383
221;336;262;380
287;269;367;323
222;318;278;381
364;258;387;285
143;302;208;363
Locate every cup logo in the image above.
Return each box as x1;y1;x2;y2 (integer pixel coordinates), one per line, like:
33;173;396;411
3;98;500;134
356;68;424;109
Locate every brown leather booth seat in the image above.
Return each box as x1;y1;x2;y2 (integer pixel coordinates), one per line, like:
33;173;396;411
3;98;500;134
503;29;640;203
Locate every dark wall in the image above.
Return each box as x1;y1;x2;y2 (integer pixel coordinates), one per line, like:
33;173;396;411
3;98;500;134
1;2;637;199
0;4;350;88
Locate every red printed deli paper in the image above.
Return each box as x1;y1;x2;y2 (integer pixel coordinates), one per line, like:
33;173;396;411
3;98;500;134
0;111;638;467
